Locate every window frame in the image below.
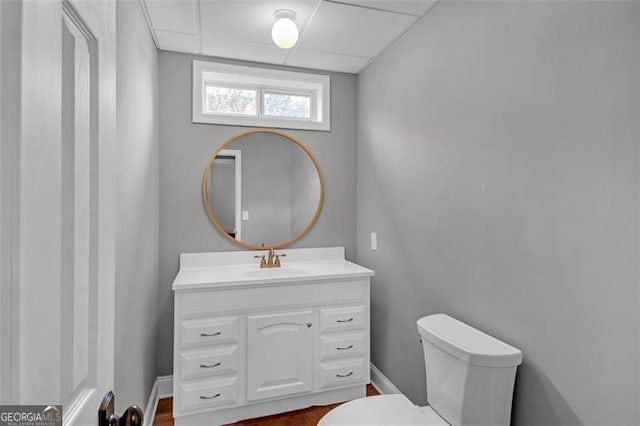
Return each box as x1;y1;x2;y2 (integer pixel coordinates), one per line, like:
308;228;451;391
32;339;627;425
193;60;330;131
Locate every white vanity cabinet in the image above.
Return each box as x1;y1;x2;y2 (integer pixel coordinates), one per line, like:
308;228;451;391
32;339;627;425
172;247;374;426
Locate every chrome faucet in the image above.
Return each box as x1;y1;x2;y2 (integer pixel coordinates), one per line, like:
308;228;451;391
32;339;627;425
255;248;287;268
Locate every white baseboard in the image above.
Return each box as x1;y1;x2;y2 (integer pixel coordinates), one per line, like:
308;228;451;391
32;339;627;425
143;375;172;426
143;380;158;426
145;365;401;425
156;375;173;398
370;363;401;395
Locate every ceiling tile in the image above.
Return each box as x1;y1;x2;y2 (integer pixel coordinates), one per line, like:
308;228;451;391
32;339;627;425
144;0;198;33
285;49;370;74
296;1;416;57
140;0;432;74
155;30;200;54
333;1;436;17
202;37;289;65
199;0;318;46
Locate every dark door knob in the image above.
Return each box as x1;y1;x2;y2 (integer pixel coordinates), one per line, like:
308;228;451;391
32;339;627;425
99;391;144;426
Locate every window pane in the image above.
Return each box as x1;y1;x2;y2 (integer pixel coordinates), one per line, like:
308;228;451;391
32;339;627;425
263;92;311;119
205;84;257;116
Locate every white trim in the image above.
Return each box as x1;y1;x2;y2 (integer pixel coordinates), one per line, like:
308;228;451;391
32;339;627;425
142;380;158;426
370;363;401;395
0;1;3;404
0;0;21;403
143;376;173;426
62;388;96;426
156;375;174;399
192;60;330;131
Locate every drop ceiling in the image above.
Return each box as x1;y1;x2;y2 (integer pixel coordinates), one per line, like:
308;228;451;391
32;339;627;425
140;0;437;74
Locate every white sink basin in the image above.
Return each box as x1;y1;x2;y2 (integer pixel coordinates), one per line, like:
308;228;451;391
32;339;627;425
243;268;304;278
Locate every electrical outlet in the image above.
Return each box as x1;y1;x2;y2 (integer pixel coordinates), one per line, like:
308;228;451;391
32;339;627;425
371;232;377;251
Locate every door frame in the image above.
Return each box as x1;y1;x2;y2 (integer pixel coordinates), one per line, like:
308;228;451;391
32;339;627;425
0;1;116;423
0;0;22;405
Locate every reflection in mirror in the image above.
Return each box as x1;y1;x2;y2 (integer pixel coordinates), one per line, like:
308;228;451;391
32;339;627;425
203;130;323;249
209;150;241;240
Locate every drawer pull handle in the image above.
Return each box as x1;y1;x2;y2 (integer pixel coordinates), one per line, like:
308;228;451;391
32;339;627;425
200;331;221;337
200;362;221;369
199;393;221;400
336;344;354;351
336;371;354;378
336;318;354;323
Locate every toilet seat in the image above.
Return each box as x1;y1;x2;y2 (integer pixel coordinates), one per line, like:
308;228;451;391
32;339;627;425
318;395;448;425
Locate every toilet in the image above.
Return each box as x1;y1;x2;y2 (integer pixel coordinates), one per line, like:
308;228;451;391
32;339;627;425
319;314;523;425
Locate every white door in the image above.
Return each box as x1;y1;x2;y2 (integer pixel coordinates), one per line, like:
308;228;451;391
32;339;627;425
246;310;314;401
0;0;116;424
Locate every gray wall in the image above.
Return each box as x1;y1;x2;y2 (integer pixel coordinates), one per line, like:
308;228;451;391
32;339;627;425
356;1;639;425
115;0;159;413
158;51;357;375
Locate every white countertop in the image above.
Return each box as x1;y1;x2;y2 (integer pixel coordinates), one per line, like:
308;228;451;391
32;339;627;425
172;247;374;291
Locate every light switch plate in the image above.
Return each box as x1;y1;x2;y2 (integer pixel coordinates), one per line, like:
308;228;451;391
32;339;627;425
242;211;249;221
371;232;377;251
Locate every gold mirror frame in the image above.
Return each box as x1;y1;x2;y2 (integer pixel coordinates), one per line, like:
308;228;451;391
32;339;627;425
202;128;325;250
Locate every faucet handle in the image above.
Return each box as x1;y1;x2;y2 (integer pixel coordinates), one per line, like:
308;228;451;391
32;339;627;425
254;254;267;267
274;252;286;267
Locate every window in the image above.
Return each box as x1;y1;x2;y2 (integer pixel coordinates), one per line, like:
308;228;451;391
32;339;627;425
193;61;330;131
204;84;257;116
263;91;311;119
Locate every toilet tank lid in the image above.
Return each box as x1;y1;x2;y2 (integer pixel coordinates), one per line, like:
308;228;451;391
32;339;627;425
417;314;523;368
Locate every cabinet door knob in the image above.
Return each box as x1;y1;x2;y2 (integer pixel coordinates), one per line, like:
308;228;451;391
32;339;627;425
306;322;312;328
336;371;354;378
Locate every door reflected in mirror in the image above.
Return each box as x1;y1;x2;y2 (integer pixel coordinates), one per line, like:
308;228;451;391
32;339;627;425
202;129;324;249
209;150;240;239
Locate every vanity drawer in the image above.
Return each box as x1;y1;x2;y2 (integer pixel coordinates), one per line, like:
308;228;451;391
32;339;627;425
320;305;366;333
319;332;365;361
319;358;367;389
178;376;238;413
179;346;239;381
180;316;238;349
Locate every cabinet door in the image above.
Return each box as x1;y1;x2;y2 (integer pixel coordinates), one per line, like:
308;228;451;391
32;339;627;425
247;310;313;401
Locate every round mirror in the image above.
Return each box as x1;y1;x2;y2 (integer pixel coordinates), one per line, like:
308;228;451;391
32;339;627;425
202;129;324;249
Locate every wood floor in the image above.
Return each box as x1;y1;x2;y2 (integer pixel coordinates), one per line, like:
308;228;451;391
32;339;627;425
152;385;379;426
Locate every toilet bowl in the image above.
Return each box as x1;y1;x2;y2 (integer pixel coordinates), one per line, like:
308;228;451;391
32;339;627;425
319;314;522;426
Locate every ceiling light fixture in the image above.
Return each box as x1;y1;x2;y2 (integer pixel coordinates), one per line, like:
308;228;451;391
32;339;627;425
271;9;298;49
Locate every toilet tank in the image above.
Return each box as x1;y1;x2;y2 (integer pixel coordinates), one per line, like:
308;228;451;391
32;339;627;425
417;314;522;426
